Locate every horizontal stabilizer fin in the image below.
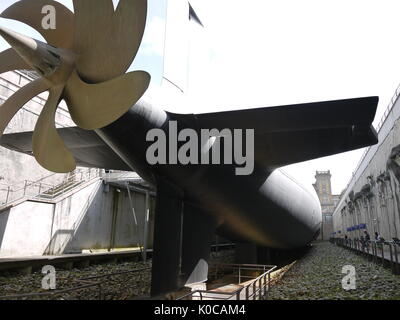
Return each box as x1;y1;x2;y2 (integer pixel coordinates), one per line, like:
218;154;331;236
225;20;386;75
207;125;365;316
193;96;379;167
0;127;131;171
195;97;378;133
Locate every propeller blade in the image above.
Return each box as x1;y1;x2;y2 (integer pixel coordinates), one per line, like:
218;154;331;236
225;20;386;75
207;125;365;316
64;70;150;130
0;48;32;74
32;85;76;173
0;78;50;138
1;0;75;49
73;0;147;83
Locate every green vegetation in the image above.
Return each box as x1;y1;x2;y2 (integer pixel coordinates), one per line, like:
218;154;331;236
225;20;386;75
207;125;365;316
268;241;400;300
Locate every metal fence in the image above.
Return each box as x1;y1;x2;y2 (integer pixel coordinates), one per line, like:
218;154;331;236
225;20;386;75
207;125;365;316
330;237;400;274
177;263;277;300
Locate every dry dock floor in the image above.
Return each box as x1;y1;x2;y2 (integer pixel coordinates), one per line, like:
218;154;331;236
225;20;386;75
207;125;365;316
268;241;400;300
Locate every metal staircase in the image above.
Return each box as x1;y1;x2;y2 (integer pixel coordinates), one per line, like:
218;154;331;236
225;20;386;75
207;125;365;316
0;168;105;209
0;168;145;210
1;168;145;209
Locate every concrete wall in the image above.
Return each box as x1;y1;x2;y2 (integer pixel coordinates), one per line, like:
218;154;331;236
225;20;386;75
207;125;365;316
0;180;155;257
0;200;54;257
332;92;400;241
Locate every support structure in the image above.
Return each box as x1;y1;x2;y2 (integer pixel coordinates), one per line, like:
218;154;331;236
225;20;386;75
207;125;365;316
150;177;217;297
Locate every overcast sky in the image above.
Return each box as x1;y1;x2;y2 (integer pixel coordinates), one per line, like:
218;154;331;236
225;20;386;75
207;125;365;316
196;0;400;195
1;0;400;194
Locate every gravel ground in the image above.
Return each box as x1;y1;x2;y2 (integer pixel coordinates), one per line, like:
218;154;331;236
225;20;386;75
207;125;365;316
0;260;152;300
0;250;235;300
268;241;400;300
8;244;398;301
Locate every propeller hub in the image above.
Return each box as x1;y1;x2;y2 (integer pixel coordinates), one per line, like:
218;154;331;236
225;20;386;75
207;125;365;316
0;26;75;83
45;47;76;86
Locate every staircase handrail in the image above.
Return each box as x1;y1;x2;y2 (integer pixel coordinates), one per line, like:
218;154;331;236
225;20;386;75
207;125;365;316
0;168;103;207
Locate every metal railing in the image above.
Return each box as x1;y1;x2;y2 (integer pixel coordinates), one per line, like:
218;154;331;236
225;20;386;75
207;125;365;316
331;237;400;274
177;287;244;301
375;83;400;133
0;267;151;300
0;168;103;208
0;168;143;209
177;263;277;300
101;170;142;183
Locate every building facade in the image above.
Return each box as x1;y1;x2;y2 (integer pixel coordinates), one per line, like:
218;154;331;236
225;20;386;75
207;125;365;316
332;84;400;242
313;170;340;240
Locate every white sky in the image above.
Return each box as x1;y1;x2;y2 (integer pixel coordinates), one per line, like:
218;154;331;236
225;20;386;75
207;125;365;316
195;0;400;195
1;0;400;194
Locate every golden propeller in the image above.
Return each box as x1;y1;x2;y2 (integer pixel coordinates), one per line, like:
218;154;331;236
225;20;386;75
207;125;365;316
0;0;150;173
